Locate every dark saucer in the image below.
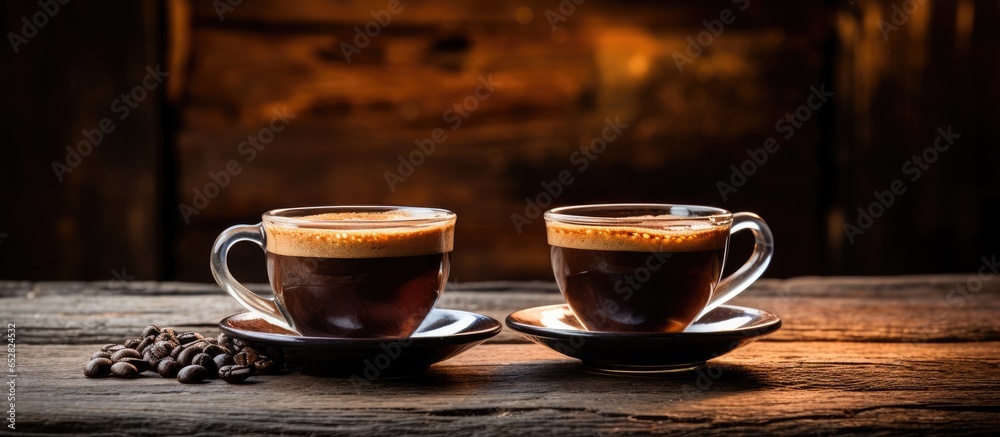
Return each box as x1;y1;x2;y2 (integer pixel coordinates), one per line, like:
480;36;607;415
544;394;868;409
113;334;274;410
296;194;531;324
506;304;781;374
220;309;501;378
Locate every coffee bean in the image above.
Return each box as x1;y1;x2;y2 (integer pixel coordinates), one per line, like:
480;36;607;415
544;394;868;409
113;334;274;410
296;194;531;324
84;358;113;378
146;341;173;360
177;345;204;366
136;335;156;353
111;361;139;378
191;353;218;377
234;348;259;367
217;333;234;350
213;353;234;370
200;344;224;358
144;352;162;368
111;348;141;362
170;344;185;360
158;359;181;378
177;365;208;384
175;339;206;353
155;331;178;345
119;357;151;373
177;332;203;345
88;327;286;385
156;328;179;343
141;325;161;338
253;358;278;374
218;365;254;383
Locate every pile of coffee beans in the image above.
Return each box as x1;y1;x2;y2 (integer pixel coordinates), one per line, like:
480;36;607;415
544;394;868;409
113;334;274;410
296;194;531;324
84;325;283;384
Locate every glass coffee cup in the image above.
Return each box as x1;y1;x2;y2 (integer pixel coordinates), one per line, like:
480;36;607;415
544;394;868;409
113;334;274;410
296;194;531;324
544;204;773;333
211;206;455;338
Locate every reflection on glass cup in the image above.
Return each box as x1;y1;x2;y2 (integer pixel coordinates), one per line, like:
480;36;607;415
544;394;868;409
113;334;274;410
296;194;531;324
211;206;455;338
545;204;773;333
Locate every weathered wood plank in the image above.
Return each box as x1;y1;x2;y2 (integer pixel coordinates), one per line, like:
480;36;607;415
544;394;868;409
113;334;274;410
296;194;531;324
1;276;998;344
173;7;831;283
182;29;594;123
12;342;1000;435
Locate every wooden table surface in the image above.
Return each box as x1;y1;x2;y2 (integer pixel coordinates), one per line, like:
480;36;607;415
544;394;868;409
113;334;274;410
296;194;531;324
2;276;999;435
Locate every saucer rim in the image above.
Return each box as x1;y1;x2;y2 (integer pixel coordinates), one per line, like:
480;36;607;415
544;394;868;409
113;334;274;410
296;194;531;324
505;304;782;340
220;308;503;345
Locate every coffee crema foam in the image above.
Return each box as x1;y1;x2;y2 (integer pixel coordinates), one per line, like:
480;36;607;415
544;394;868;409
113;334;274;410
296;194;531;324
546;220;729;252
265;212;454;258
292;211;416;221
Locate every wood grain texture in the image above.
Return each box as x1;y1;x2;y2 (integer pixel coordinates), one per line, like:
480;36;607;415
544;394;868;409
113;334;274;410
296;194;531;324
3;277;999;434
832;0;1000;274
2;275;998;345
11;342;1000;435
172;0;830;283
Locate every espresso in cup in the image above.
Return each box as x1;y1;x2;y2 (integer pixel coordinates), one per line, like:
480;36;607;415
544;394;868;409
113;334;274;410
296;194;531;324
545;204;773;333
212;207;455;338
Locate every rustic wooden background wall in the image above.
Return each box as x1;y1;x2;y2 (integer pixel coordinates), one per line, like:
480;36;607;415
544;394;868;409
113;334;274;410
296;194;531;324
172;0;830;283
0;1;164;280
1;0;997;283
832;0;1000;275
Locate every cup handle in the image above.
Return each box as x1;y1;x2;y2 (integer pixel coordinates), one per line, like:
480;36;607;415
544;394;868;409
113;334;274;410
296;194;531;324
211;223;298;333
694;212;774;322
